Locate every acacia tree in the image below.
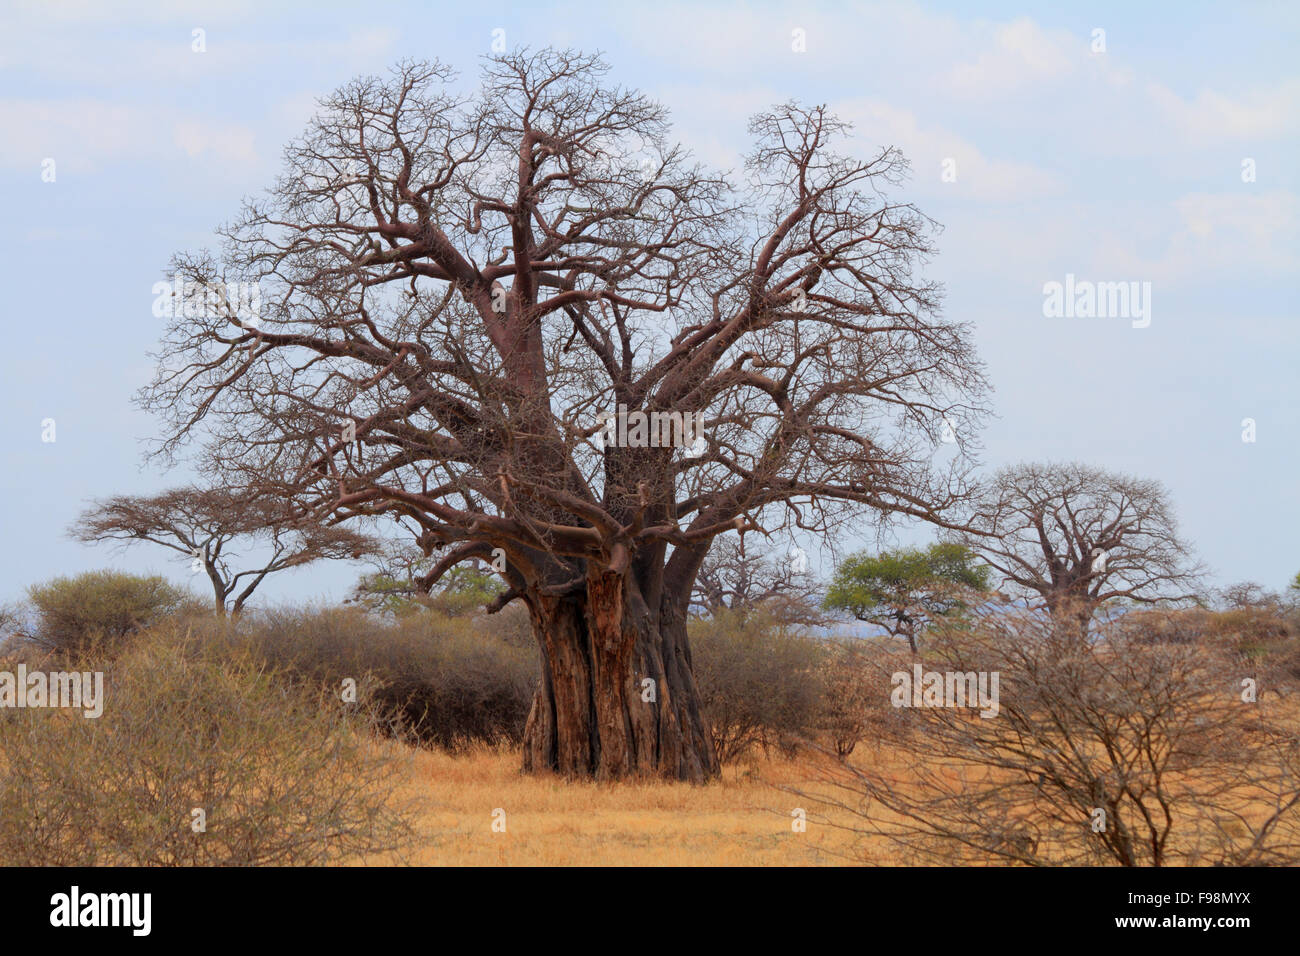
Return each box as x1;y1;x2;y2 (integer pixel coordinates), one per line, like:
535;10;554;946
348;540;506;617
139;51;988;781
945;462;1203;639
71;487;378;616
823;542;990;652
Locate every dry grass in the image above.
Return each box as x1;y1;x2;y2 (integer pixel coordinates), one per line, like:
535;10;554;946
366;745;894;866
362;700;1300;866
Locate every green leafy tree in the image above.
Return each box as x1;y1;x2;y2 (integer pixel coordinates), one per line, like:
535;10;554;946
350;548;505;619
423;565;507;618
824;543;990;652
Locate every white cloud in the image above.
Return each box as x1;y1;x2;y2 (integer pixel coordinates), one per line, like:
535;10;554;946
1167;191;1299;273
10;0;257;23
834;97;1061;200
651;84;1062;202
1072;191;1299;283
965;191;1300;285
0;98;260;172
173;120;257;164
0;5;393;86
944;17;1079;98
0;100;146;171
1146;80;1300;142
649;84;783;171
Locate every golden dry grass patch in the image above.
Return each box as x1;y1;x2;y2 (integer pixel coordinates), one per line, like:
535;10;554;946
367;745;882;866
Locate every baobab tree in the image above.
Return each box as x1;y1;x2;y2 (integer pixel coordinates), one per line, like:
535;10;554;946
691;535;825;626
138;51;988;780
945;462;1203;638
71;487;378;616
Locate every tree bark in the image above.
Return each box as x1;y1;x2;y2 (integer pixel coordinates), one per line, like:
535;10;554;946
203;561;228;617
521;571;718;782
1047;594;1095;643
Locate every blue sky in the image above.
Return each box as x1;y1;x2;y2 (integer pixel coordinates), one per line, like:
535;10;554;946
1;0;1296;607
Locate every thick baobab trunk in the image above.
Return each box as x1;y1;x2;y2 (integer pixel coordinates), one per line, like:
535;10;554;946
521;571;718;782
1047;595;1095;643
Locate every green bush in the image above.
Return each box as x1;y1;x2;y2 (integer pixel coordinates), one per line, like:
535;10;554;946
25;570;192;657
351;565;507;619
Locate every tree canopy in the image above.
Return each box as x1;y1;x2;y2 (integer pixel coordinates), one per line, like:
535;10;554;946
71;487;378;615
944;462;1204;637
136;49;988;780
824;542;990;651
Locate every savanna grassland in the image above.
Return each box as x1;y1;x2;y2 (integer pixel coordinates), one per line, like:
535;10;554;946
3;573;1300;867
375;747;874;866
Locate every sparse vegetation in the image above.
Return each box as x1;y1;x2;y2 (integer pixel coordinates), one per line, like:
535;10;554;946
0;626;419;865
690;608;827;764
1;563;1298;866
784;610;1300;866
238;605;537;752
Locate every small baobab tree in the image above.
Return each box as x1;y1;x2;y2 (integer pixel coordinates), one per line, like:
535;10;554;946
71;487;378;616
138;51;988;780
945;462;1203;639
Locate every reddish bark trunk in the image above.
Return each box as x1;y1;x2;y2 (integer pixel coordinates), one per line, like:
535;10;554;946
521;572;717;782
